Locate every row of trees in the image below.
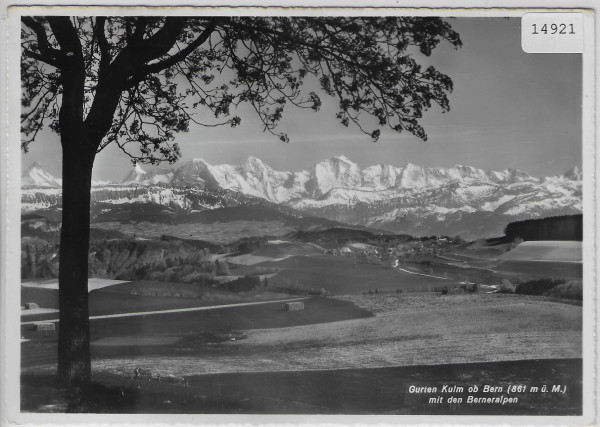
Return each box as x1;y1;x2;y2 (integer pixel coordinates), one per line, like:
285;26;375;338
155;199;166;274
504;214;583;241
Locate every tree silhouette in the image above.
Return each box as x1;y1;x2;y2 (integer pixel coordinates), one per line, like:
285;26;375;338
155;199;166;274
21;15;461;388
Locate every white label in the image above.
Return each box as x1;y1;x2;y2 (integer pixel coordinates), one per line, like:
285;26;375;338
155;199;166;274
522;13;583;53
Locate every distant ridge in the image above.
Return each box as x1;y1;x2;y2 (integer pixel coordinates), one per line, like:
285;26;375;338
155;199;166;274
22;157;583;239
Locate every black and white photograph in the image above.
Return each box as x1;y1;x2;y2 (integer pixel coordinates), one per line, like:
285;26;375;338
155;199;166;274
1;4;596;423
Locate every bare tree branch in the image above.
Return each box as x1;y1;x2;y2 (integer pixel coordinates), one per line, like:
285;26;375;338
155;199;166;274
22;17;61;67
134;19;218;81
93;17;111;77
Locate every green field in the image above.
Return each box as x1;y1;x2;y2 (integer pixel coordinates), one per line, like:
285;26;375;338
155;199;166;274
22;292;581;375
264;254;461;294
495;260;582;279
21;297;372;369
21;282;283;322
498;241;581;262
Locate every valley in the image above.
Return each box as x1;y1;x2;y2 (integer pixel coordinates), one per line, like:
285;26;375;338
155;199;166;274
20;220;583;414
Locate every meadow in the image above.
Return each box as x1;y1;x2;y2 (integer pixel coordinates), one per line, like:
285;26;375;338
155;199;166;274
261;254;461;295
21;282;281;322
495;260;582;279
21;297;372;371
21;292;582;414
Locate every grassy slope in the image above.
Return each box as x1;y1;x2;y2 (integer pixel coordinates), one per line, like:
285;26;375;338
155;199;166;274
21;297;372;369
498;241;581;261
71;293;582;379
494;260;582;279
20;292;582;415
265;254;461;294
21;283;274;322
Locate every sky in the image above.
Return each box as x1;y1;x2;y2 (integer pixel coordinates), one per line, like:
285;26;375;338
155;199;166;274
21;17;582;181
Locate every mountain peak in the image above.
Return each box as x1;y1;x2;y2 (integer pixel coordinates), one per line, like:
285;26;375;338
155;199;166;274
134;163;146;174
331;154;352;163
121;163;147;183
121;163;175;185
26;161;44;170
22;162;62;188
243;156;268;170
245;155;263;163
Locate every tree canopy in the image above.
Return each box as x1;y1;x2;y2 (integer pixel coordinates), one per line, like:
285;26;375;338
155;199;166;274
20;14;461;387
22;16;462;164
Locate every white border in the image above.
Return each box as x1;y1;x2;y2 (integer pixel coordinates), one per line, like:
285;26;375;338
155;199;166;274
1;4;597;426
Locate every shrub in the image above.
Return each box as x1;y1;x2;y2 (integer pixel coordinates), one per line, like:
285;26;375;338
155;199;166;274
497;279;516;294
545;280;583;300
467;283;478;293
215;260;230;275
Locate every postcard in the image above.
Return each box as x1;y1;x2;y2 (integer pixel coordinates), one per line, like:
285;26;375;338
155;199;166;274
1;4;596;425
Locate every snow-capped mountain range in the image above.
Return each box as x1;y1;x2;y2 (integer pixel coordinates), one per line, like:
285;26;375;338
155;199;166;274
121;155;545;201
21;156;582;239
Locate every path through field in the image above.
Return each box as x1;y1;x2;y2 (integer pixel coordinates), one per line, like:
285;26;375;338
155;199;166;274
21;297;308;325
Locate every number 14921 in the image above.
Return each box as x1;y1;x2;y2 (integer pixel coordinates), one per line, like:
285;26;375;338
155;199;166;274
532;23;575;35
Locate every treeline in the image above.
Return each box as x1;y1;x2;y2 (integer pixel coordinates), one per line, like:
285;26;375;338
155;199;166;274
221;275;264;293
294;227;412;247
21;237;216;281
504;214;582;241
498;278;582;301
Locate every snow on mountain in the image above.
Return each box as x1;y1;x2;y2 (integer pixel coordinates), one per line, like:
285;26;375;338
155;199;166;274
306;155;363;196
22;162;62;188
21;158;582;239
170;157;309;203
153;155;553;208
121;163;175;185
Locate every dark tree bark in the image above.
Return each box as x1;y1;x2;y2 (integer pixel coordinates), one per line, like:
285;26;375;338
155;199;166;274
49;16;98;387
57;140;96;386
48;17;188;388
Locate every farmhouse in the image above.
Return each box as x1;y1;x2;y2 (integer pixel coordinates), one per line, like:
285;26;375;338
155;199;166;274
282;301;304;311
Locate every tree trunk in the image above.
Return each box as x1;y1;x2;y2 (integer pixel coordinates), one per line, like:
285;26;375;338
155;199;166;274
57;139;96;388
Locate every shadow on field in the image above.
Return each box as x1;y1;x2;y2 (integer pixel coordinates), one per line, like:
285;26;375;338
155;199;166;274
22;358;582;415
21;297;372;368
